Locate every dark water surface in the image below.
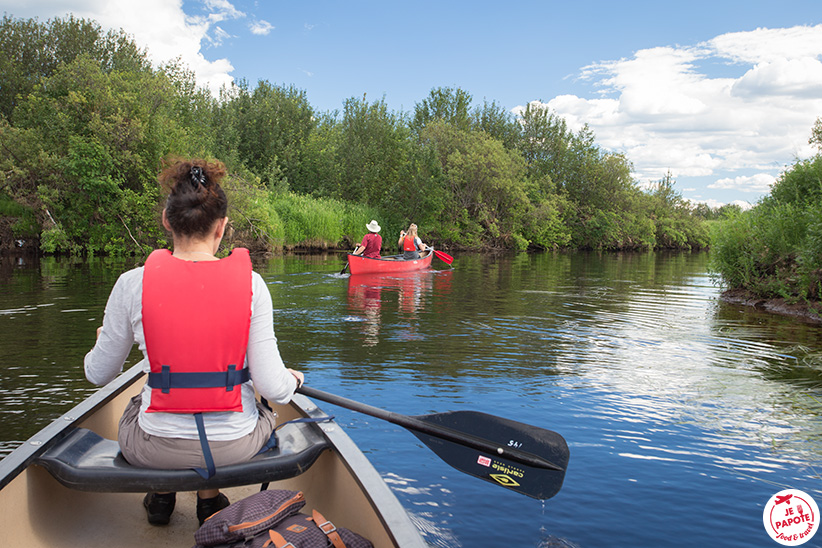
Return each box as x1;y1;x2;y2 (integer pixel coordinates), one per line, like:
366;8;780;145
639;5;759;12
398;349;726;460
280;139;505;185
2;251;822;547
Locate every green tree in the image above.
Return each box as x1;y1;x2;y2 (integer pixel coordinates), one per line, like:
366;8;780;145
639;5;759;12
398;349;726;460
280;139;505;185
419;121;533;248
293;111;344;197
517;102;575;194
470;99;520;149
710;154;822;301
0;14;149;121
411;86;473;134
2;54;187;253
158;57;217;156
213;80;315;190
335;95;410;206
810;116;822;154
768;157;822;207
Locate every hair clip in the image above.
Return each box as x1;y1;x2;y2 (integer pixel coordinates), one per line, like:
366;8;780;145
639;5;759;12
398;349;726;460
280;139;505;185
190;166;206;188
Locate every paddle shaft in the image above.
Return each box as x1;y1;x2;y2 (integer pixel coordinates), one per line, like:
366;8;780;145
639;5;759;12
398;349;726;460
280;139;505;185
339;252;352;274
297;385;562;471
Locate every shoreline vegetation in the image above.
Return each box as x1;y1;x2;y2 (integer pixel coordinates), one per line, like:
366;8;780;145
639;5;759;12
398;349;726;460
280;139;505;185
1;15;820;322
0;14;718;259
709;149;822;324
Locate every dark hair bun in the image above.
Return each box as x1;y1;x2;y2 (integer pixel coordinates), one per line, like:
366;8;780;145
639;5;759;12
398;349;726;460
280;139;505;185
159;158;228;237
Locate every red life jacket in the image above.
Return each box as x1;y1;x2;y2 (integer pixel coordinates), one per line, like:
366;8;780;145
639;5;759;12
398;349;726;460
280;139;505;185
142;248;252;414
403;235;417;252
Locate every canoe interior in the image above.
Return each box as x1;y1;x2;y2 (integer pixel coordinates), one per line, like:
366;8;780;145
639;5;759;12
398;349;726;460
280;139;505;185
0;366;425;548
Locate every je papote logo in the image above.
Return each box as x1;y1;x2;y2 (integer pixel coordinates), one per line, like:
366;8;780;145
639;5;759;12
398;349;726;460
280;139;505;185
763;489;819;546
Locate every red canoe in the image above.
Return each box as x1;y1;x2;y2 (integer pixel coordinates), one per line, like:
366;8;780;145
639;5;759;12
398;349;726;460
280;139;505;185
346;249;434;275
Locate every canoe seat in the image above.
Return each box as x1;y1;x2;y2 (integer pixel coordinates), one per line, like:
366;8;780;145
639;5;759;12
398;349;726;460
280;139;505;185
33;420;330;493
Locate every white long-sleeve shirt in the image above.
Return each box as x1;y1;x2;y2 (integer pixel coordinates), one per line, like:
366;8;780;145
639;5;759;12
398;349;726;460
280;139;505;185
84;265;297;440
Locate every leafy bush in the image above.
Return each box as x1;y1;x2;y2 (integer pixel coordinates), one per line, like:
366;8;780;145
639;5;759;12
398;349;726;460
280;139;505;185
710;180;822;302
0;192;38;237
519;196;572;250
768;156;822;207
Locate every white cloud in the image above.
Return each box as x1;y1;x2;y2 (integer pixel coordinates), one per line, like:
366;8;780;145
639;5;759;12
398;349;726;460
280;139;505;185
692;198;755;210
203;0;245;22
732;58;822;98
250;20;274;36
210;26;233;47
708;25;822;64
709;173;775;193
518;25;822;200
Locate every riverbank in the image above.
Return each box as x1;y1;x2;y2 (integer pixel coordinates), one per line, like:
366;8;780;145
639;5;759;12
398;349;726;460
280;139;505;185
720;289;822;324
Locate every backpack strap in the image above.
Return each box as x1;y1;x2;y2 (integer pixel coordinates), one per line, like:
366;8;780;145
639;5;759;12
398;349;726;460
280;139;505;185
312;509;347;548
265;529;292;548
260;509;348;548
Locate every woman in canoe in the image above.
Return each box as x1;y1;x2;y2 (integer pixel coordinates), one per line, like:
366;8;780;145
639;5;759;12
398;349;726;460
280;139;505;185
398;223;428;260
84;158;304;527
352;219;382;258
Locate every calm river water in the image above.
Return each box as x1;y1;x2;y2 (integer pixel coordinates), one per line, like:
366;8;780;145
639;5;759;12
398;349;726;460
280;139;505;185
2;251;822;547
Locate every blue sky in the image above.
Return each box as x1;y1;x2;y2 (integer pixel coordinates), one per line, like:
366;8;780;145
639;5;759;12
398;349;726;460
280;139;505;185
4;1;822;208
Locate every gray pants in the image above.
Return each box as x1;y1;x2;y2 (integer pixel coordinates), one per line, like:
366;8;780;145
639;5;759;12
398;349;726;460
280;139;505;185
118;394;278;469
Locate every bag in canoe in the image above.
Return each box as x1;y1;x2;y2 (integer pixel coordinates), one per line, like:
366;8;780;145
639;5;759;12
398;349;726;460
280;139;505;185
192;489;374;548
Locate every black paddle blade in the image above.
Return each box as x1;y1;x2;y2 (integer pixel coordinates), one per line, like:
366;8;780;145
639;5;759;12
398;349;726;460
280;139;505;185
410;410;569;500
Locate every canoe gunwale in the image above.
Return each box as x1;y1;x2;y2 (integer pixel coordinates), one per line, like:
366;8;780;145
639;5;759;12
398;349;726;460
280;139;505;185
290;393;428;547
0;363;144;491
346;249;434;275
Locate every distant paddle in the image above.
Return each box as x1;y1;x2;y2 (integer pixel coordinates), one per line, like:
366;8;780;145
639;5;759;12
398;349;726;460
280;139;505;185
297;385;569;500
339;253;351;275
432;249;453;266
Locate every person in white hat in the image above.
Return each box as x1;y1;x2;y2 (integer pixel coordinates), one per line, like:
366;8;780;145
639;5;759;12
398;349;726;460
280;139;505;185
352;220;383;258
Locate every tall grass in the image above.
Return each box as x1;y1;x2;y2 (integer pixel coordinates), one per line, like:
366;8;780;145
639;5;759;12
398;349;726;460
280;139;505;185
0;191;38;235
269;192;386;249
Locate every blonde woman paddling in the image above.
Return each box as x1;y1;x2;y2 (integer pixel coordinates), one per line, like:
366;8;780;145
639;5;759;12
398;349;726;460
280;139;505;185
398;223;428;260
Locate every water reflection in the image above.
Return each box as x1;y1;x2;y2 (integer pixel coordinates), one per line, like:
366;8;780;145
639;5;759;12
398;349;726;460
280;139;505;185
455;255;822;487
0;255;143;456
346;270;453;346
347;274;384;347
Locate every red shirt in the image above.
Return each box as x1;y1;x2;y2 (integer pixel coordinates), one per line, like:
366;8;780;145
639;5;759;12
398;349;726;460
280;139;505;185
360;233;382;258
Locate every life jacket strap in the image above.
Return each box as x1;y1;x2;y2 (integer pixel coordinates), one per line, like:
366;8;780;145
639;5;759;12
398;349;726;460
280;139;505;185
193;413;217;479
148;365;250;393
